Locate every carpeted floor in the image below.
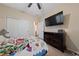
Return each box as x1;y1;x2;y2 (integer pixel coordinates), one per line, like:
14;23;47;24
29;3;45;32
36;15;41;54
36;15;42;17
46;44;64;56
46;44;77;56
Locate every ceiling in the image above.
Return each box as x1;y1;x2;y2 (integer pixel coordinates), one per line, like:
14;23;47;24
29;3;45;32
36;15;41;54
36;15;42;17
2;3;57;16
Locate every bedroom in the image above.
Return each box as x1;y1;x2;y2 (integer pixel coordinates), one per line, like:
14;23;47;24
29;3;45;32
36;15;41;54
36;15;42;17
0;3;79;56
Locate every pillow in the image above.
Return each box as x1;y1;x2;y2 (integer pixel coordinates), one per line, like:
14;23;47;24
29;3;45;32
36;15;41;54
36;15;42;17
0;35;9;44
0;36;6;44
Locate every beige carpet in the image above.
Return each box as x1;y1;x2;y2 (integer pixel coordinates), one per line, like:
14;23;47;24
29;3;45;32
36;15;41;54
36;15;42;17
46;44;65;56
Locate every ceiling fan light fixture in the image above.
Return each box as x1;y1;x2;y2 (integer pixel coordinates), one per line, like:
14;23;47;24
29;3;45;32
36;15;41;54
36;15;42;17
37;3;41;10
28;3;32;7
28;3;41;10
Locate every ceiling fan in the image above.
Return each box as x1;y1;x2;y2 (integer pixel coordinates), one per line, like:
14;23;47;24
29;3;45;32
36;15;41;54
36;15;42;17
27;3;41;10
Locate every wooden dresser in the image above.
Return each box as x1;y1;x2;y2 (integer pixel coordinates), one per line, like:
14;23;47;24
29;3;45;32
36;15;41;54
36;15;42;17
44;31;66;52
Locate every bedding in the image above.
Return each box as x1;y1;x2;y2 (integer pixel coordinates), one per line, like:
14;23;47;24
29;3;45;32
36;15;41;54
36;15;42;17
0;36;48;56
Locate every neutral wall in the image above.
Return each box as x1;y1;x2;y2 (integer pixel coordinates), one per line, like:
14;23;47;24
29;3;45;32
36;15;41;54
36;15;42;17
44;4;79;53
0;4;35;35
0;17;6;31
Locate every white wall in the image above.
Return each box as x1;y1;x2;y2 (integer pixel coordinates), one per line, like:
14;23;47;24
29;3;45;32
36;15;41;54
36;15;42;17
7;18;34;38
0;17;6;31
0;4;35;36
44;4;79;53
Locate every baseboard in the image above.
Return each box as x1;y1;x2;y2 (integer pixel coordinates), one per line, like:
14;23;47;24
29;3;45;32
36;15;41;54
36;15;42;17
67;48;79;55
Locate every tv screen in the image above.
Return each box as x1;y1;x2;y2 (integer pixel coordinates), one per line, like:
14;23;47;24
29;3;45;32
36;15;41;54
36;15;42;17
45;11;64;26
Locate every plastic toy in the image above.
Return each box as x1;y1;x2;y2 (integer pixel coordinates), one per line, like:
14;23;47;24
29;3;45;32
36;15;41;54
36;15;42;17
26;43;32;52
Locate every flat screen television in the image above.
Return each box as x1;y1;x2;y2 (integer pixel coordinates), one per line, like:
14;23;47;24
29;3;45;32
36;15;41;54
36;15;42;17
45;11;64;26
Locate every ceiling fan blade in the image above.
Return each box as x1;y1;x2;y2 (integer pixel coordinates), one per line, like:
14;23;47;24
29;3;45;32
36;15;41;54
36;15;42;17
28;3;32;7
37;3;41;10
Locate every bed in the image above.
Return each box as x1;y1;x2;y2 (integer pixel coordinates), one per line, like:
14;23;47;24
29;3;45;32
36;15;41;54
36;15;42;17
0;35;48;56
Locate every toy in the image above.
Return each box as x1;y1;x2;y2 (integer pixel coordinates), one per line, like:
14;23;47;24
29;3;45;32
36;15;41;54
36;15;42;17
26;43;32;52
16;38;24;45
4;45;17;55
18;44;24;51
24;39;29;43
26;47;32;52
0;48;6;56
35;43;39;47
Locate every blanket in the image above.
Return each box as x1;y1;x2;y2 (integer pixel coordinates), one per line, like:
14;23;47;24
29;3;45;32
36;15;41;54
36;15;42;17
0;36;48;56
